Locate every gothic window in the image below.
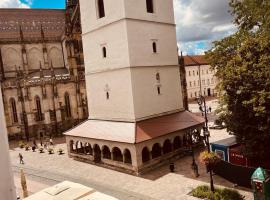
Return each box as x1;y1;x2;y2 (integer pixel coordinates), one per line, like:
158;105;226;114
146;0;154;13
97;0;105;18
102;47;107;58
35;96;43;121
65;92;72;118
10;98;18;123
152;42;157;53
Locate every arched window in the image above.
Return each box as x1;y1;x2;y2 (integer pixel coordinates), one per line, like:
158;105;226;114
142;147;150;163
102;145;111;159
146;0;154;13
35;96;43;121
124;149;132;164
152;143;161;159
163;139;172;154
10;98;18;123
97;0;105;18
85;143;93;155
106;91;109;100
112;147;123;162
70;140;75;152
152;42;157;53
156;73;160;81
102;47;107;58
65;92;72;118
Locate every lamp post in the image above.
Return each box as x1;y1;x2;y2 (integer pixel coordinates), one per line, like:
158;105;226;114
189;130;199;178
196;95;214;192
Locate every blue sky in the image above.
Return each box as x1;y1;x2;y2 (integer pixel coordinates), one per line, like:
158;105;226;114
21;0;65;9
0;0;235;55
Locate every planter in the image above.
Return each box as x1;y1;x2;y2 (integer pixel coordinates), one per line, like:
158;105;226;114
48;149;54;154
39;148;44;153
58;149;64;155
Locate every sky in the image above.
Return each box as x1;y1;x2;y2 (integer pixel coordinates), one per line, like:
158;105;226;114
0;0;236;55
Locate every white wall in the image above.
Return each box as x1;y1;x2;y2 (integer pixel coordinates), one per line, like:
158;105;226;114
0;86;17;200
131;66;183;120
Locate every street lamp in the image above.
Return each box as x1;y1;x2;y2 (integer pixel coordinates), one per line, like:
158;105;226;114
196;95;215;192
189;130;199;178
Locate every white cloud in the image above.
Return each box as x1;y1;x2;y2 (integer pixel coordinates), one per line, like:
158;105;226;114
174;0;237;55
0;0;31;8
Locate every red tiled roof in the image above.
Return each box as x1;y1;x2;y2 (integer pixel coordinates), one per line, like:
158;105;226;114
183;55;208;66
0;9;65;40
64;111;205;144
135;111;205;143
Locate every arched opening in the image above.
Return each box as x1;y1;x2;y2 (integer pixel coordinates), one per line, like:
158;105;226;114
157;86;161;95
163;139;172;154
106;91;109;100
152;143;161;159
112;147;123;162
35;96;43;121
146;0;154;13
97;0;105;18
76;141;84;154
152;42;157;53
65;92;72;118
124;149;132;164
183;134;188;147
85;143;93;155
173;136;181;150
102;145;111;159
93;144;101;162
70;140;74;152
10;98;18;123
102;47;107;58
142;147;150;163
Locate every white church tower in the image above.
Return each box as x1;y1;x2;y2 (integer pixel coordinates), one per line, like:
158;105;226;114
65;0;204;174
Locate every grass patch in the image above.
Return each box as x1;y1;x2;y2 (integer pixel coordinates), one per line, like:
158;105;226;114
191;185;244;200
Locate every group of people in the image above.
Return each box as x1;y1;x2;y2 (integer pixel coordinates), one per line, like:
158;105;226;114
19;137;54;165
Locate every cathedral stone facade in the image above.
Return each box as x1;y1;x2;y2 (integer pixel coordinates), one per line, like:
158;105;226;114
0;0;88;140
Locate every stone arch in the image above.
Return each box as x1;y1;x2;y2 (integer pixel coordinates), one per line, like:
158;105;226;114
163;139;172;154
2;47;22;72
123;149;132;164
183;134;188;147
28;47;44;70
70;140;75;152
76;141;84;154
48;47;64;68
142;147;150;163
173;136;182;150
152;143;162;159
93;144;101;162
102;145;111;159
112;147;123;162
84;142;92;155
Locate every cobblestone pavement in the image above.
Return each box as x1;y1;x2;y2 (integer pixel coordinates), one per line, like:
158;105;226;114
10;129;252;200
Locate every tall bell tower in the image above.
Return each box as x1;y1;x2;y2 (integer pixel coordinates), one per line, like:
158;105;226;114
80;0;184;122
65;0;204;174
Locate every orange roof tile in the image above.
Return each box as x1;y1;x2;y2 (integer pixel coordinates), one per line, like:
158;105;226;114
183;55;208;66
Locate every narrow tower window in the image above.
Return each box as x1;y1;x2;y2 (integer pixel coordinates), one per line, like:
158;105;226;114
102;47;107;58
10;98;18;123
152;42;157;53
65;92;72;118
106;92;110;100
146;0;154;13
157;86;161;95
97;0;105;18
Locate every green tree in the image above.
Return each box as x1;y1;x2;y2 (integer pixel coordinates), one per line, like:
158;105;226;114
206;0;270;165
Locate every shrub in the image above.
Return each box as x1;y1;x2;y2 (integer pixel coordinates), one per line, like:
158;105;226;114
19;141;25;148
48;148;54;154
191;185;244;200
39;147;44;153
58;148;64;155
199;151;221;167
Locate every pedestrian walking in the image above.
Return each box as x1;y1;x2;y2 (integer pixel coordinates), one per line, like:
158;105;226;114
49;138;53;146
19;153;24;164
33;139;37;147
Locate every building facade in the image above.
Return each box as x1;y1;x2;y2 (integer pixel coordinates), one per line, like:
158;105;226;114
184;55;218;100
65;0;204;174
0;3;88;140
